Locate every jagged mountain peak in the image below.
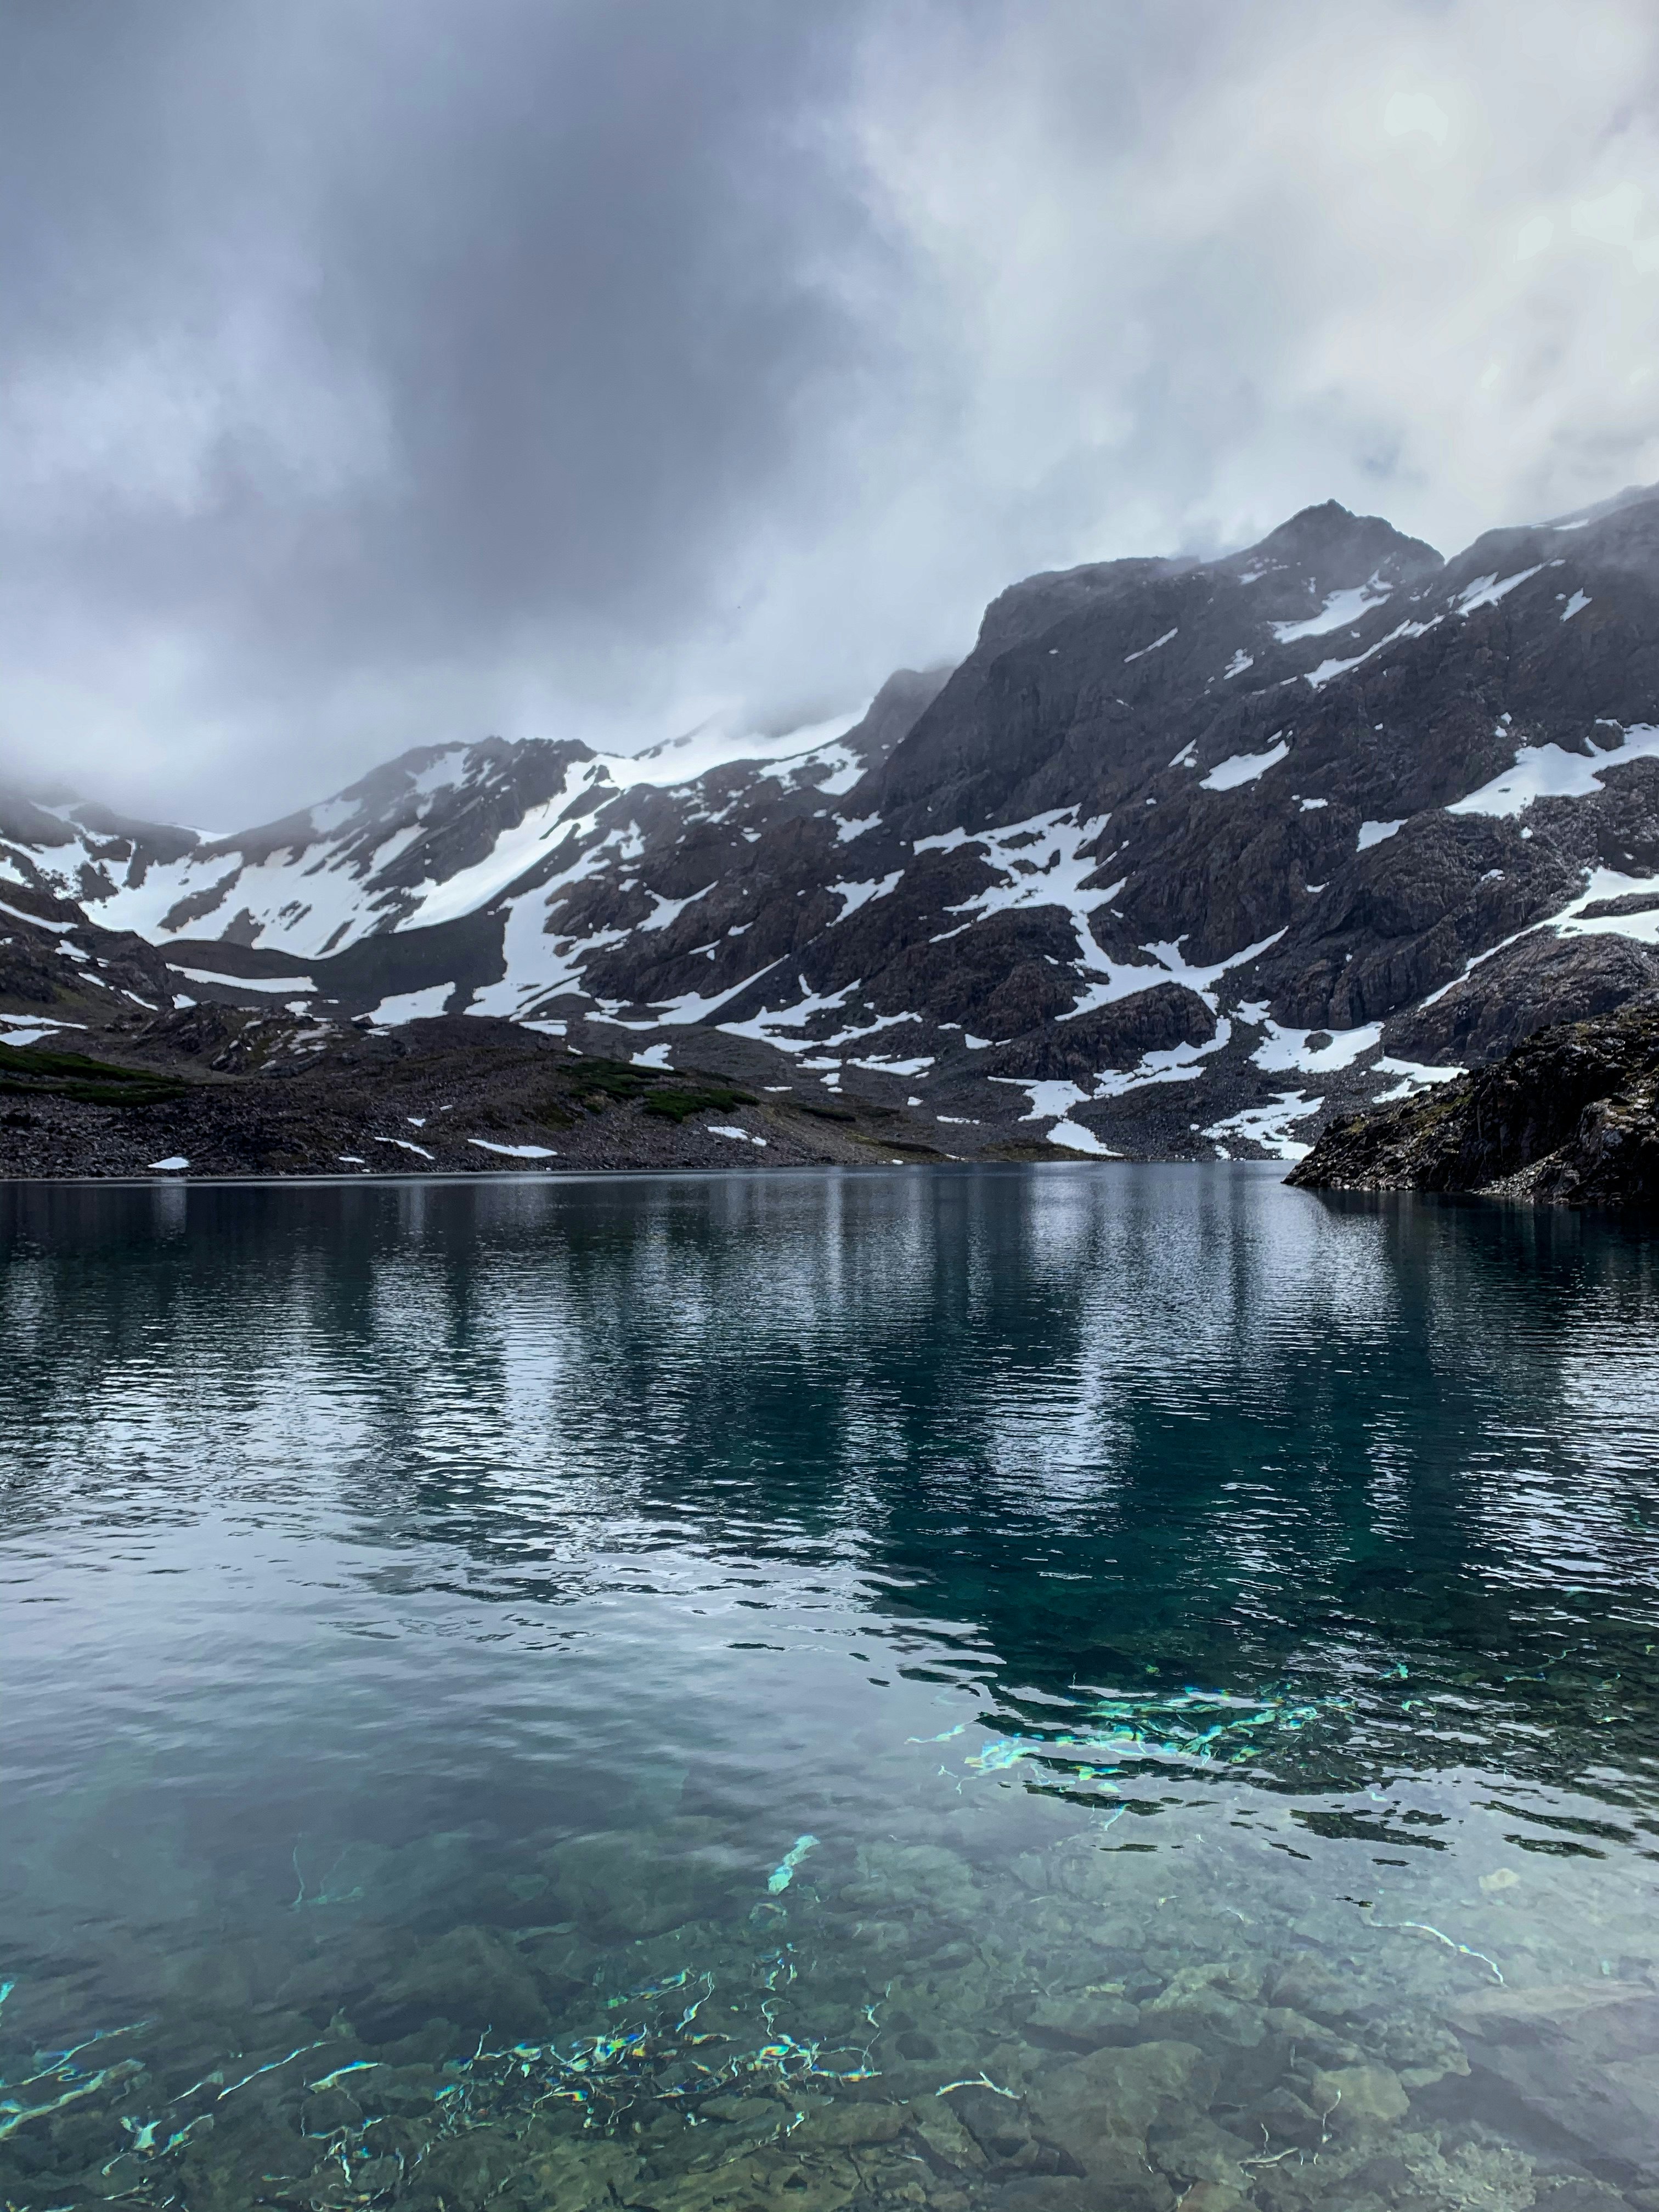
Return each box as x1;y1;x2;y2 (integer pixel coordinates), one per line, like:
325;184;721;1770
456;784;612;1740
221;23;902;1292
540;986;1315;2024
1231;498;1442;590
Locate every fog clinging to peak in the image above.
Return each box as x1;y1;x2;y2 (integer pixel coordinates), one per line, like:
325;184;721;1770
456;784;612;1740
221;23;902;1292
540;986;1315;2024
4;0;1658;822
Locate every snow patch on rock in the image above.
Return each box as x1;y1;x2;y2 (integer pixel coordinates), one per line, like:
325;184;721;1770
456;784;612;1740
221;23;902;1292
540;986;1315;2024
1272;582;1393;641
1448;725;1659;817
1201;741;1289;791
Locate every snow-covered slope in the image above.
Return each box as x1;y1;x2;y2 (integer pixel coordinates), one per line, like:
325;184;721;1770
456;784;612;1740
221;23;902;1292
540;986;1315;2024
8;489;1659;1163
5;706;876;962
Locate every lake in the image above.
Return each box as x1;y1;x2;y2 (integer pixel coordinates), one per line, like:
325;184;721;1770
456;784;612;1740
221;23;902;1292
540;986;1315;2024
4;1164;1659;2212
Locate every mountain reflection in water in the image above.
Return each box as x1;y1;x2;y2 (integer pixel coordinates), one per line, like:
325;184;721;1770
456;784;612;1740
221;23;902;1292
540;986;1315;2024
4;1164;1659;2212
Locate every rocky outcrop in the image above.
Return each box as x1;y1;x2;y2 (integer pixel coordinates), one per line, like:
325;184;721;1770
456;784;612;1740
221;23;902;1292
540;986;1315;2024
1288;999;1659;1205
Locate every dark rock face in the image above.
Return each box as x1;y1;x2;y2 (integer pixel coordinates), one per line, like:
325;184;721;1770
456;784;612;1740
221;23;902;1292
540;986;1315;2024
1288;1000;1659;1206
1385;932;1659;1065
9;486;1659;1176
0;878;185;1018
983;985;1216;1082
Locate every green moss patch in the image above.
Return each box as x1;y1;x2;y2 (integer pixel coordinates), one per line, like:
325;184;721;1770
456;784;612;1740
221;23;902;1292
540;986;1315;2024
0;1041;187;1108
641;1082;756;1124
571;1057;658;1103
559;1057;755;1124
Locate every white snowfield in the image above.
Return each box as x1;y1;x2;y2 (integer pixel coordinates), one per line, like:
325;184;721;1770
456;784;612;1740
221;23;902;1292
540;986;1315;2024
1200;740;1289;791
1249;1020;1384;1075
1448;724;1659;818
995;1006;1407;1148
830;872;902;922
1550;868;1659;950
21;669;1656;1092
0;897;76;934
914;810;1294;1049
2;1017;86;1045
1304;617;1435;691
1046;1120;1120;1155
365;984;452;1026
932;809;1111;923
1204;1092;1319;1161
172;966;318;993
1270;580;1393;642
1091;1032;1227;1097
1419;863;1659;1012
1453;565;1547;616
1371;1057;1465;1103
1291;561;1559;696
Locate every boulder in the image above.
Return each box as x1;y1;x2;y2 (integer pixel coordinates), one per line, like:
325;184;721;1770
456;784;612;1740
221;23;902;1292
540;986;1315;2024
545;1824;737;1940
1024;1993;1143;2051
1141;1964;1267;2052
1305;2062;1410;2137
1028;2039;1210;2204
368;1923;545;2038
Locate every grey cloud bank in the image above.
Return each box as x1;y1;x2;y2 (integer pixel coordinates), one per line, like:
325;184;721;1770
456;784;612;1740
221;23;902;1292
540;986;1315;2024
3;0;1658;821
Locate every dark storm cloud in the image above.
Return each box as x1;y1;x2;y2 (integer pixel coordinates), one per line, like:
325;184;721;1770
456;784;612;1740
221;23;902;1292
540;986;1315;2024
2;0;1658;819
308;7;881;619
0;0;901;808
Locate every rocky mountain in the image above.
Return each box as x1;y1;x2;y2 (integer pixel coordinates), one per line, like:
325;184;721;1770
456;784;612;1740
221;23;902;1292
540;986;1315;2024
5;483;1659;1175
1289;999;1659;1207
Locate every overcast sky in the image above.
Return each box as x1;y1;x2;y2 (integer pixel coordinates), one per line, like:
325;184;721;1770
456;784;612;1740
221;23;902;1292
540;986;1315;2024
4;0;1658;823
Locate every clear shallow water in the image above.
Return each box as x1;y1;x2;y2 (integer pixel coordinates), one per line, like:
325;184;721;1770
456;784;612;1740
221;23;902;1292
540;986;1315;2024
4;1165;1659;2212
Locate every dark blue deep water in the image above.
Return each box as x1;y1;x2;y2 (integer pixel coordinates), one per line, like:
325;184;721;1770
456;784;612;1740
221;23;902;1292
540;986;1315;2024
4;1164;1659;2212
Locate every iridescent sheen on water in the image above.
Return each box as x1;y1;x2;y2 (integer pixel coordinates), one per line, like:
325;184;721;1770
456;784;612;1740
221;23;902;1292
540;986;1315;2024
4;1165;1659;2212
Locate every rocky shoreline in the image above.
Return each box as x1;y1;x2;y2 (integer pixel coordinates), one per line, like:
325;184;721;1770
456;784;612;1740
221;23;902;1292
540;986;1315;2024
1289;1000;1659;1207
0;1005;1086;1181
9;990;1659;1200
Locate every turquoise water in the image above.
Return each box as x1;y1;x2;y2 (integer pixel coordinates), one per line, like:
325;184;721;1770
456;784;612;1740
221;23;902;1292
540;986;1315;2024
4;1165;1659;2212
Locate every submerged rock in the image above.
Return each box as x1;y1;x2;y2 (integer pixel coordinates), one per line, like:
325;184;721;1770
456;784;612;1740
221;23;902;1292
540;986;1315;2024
1028;2038;1210;2203
907;2095;989;2172
842;1839;980;1918
984;2182;1099;2212
1266;1954;1358;2023
1305;2060;1410;2137
1023;1991;1143;2051
1447;1977;1659;2176
1142;1963;1267;2051
517;2138;641;2211
544;1823;739;1940
794;2099;907;2148
368;1923;547;2037
1146;2109;1255;2186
